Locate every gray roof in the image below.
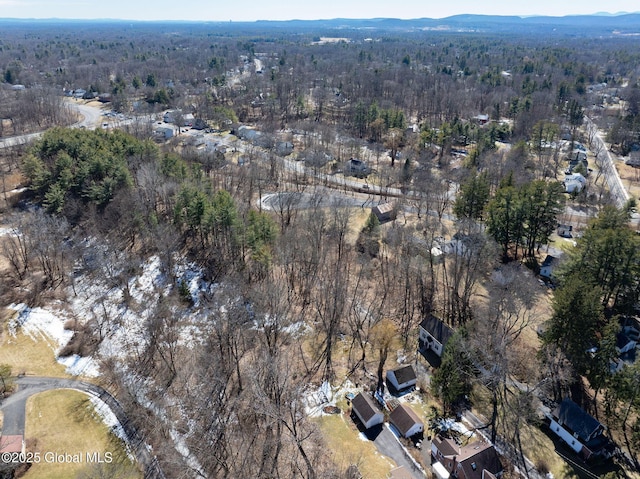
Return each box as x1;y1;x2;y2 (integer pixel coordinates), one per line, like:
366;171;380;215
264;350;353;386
541;255;557;268
389;365;417;385
554;398;603;442
420;315;454;345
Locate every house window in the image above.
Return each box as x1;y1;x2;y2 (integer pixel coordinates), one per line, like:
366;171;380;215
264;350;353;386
471;462;477;471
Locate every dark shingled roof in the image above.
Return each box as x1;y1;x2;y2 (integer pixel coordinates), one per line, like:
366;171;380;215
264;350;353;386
541;254;557;268
390;365;417;385
457;441;502;479
554;398;603;442
351;392;381;425
432;436;502;479
432;435;458;457
389;403;423;437
419;315;454;345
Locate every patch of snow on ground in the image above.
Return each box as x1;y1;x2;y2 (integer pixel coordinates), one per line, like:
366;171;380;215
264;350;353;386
281;321;312;338
58;354;100;377
8;303;72;348
88;395;130;445
169;428;206;477
129;256;164;304
304;381;334;417
173;259;205;307
7;303;101;376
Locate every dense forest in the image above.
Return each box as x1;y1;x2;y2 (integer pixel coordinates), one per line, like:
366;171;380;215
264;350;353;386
2;16;640;479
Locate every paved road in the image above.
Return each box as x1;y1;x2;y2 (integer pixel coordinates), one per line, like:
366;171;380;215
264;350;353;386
585;116;629;209
370;424;426;478
1;376;166;479
0;100;103;149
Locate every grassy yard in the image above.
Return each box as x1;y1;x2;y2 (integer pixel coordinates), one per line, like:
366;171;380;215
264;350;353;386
0;324;69;378
314;412;394;479
23;389;140;479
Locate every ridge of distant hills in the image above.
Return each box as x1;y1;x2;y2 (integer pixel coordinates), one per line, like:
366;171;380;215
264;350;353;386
2;13;640;36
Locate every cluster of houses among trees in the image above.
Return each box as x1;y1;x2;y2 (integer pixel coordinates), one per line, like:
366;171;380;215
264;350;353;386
3;13;640;479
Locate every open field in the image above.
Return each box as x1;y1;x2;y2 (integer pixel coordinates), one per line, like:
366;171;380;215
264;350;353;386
24;389;140;479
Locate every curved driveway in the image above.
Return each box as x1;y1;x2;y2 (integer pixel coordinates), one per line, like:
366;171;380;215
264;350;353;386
0;101;102;149
1;376;165;479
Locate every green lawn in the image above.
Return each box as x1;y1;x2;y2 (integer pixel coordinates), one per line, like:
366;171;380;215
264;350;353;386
23;390;141;479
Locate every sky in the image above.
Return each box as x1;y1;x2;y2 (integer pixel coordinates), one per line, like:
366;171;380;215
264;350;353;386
0;0;638;22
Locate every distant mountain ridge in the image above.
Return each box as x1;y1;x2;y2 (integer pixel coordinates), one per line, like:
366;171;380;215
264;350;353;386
1;13;640;36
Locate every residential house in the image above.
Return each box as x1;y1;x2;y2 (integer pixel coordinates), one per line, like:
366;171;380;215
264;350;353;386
154;125;175;140
351;392;384;430
616;331;637;355
163;109;180;124
539;255;558;280
549;398;612;460
419;315;454;358
625;150;640;167
192;118;209;130
386;365;417;392
568;150;588;163
563;173;586;194
372;203;396;223
431;436;502;479
276;141;294;156
346;158;370;177
389;403;423;438
565;155;588;175
473;114;490;125
557;224;573;238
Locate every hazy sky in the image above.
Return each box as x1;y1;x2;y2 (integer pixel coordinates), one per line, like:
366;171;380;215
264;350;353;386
0;0;638;21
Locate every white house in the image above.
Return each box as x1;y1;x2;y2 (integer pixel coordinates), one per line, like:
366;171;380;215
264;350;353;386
539;255;558;279
351;392;384;430
549;398;611;460
563;173;586;194
419;315;454;358
389;403;423;438
386;365;417;392
154;125;175;140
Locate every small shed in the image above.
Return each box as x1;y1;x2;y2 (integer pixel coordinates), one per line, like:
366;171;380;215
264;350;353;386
372;202;396;223
389;403;423;438
386;365;417;392
351;392;384;430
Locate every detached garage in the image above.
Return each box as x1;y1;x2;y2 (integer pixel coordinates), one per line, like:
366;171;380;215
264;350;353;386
386;365;417;392
389;403;423;438
351;392;384;430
